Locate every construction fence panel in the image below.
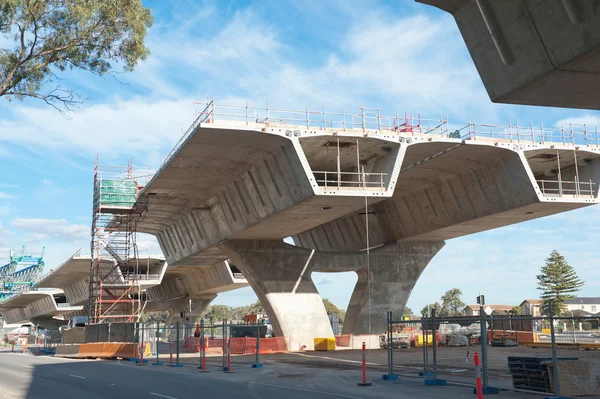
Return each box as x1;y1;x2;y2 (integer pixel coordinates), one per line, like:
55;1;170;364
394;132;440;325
552;316;600;397
385;313;600;396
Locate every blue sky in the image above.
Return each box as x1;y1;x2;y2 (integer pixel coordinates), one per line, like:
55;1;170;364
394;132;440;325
1;0;599;313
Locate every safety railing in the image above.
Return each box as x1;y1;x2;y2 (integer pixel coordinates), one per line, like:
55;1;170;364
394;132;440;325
536;179;596;198
231;272;245;280
453;121;600;146
195;100;448;136
146;99;600;190
122;274;161;283
312;171;387;191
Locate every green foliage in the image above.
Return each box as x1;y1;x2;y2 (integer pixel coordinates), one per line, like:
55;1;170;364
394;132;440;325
140;311;168;324
322;298;346;322
536;250;584;316
420;288;466;317
440;288;466;317
420;302;442;317
511;306;522;315
199;300;266;324
201;304;231;324
0;0;153;111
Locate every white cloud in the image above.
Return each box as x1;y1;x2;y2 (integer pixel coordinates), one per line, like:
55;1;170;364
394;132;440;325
0;192;16;199
11;218;88;242
0;97;196;164
0;222;12;246
555;115;600;129
36;180;67;201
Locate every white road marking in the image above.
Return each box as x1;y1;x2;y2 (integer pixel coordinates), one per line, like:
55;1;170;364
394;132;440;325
290;352;381;366
250;381;365;399
69;374;86;379
150;393;177;399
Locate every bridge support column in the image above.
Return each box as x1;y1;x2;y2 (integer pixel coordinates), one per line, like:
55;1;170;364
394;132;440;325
221;240;334;350
342;241;445;335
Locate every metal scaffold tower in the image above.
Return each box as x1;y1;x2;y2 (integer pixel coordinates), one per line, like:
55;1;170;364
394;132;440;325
0;247;45;301
89;159;148;324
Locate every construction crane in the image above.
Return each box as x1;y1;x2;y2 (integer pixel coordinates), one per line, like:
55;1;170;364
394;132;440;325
0;247;45;301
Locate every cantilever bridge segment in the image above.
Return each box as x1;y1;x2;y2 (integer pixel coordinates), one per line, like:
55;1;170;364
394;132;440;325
132;100;599;349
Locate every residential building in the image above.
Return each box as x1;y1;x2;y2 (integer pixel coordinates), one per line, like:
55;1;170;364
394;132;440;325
464;304;513;316
520;299;542;316
565;297;600;313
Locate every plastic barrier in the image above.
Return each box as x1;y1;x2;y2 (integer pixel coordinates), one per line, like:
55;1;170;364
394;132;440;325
55;344;81;358
55;343;150;360
206;337;287;355
78;343;105;358
335;335;351;347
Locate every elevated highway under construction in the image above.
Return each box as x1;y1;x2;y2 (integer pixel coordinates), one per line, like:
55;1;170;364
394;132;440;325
2;100;599;351
102;100;599;350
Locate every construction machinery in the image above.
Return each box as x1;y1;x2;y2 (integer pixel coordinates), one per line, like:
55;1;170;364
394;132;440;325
0;247;45;301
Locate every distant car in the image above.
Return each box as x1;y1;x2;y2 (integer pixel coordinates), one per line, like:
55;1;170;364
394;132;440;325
490;337;518;347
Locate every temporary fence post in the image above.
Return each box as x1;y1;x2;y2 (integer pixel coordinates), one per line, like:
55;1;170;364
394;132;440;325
169;340;173;366
382;311;398;380
548;303;564;399
171;321;183;367
424;308;447;386
224;337;233;373
357;342;372;386
432;309;438;379
222;319;227;371
153;322;163;366
252;321;262;368
138;324;145;365
474;352;484;399
199;320;209;372
419;317;433;378
478;308;498;394
425;320;429;371
198;319;207;371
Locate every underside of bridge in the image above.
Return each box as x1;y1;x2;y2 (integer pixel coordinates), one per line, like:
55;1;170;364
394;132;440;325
416;0;600;110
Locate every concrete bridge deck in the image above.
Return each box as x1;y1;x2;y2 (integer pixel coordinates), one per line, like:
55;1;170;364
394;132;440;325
0;289;83;327
132;101;600;349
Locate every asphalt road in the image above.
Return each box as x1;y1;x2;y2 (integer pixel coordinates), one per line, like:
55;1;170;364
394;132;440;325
0;349;568;399
0;352;361;399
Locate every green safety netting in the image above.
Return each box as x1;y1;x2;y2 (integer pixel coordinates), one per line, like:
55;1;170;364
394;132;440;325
97;180;137;207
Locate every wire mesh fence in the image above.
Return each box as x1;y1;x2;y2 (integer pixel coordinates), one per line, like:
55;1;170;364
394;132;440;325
385;310;600;396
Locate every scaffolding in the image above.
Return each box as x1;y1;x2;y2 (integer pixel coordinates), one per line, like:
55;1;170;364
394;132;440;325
0;247;45;301
89;159;149;324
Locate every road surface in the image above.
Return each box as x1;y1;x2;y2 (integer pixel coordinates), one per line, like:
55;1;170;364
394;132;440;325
0;350;556;398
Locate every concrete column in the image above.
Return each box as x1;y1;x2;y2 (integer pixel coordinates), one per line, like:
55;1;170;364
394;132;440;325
221;240;445;346
342;241;445;335
221;240;334;350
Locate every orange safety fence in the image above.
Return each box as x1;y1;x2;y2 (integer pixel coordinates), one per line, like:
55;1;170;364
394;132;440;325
335;335;352;347
184;337;288;355
78;343;105;358
487;330;535;343
56;343;150;360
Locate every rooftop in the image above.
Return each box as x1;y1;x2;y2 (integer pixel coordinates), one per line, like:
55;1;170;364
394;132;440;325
465;304;514;310
566;297;600;305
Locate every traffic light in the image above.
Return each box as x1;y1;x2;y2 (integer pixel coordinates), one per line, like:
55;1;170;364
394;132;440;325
476;294;485;305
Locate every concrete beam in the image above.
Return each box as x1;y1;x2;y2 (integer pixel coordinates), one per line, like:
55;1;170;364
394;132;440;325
294;143;600;250
416;0;600;110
